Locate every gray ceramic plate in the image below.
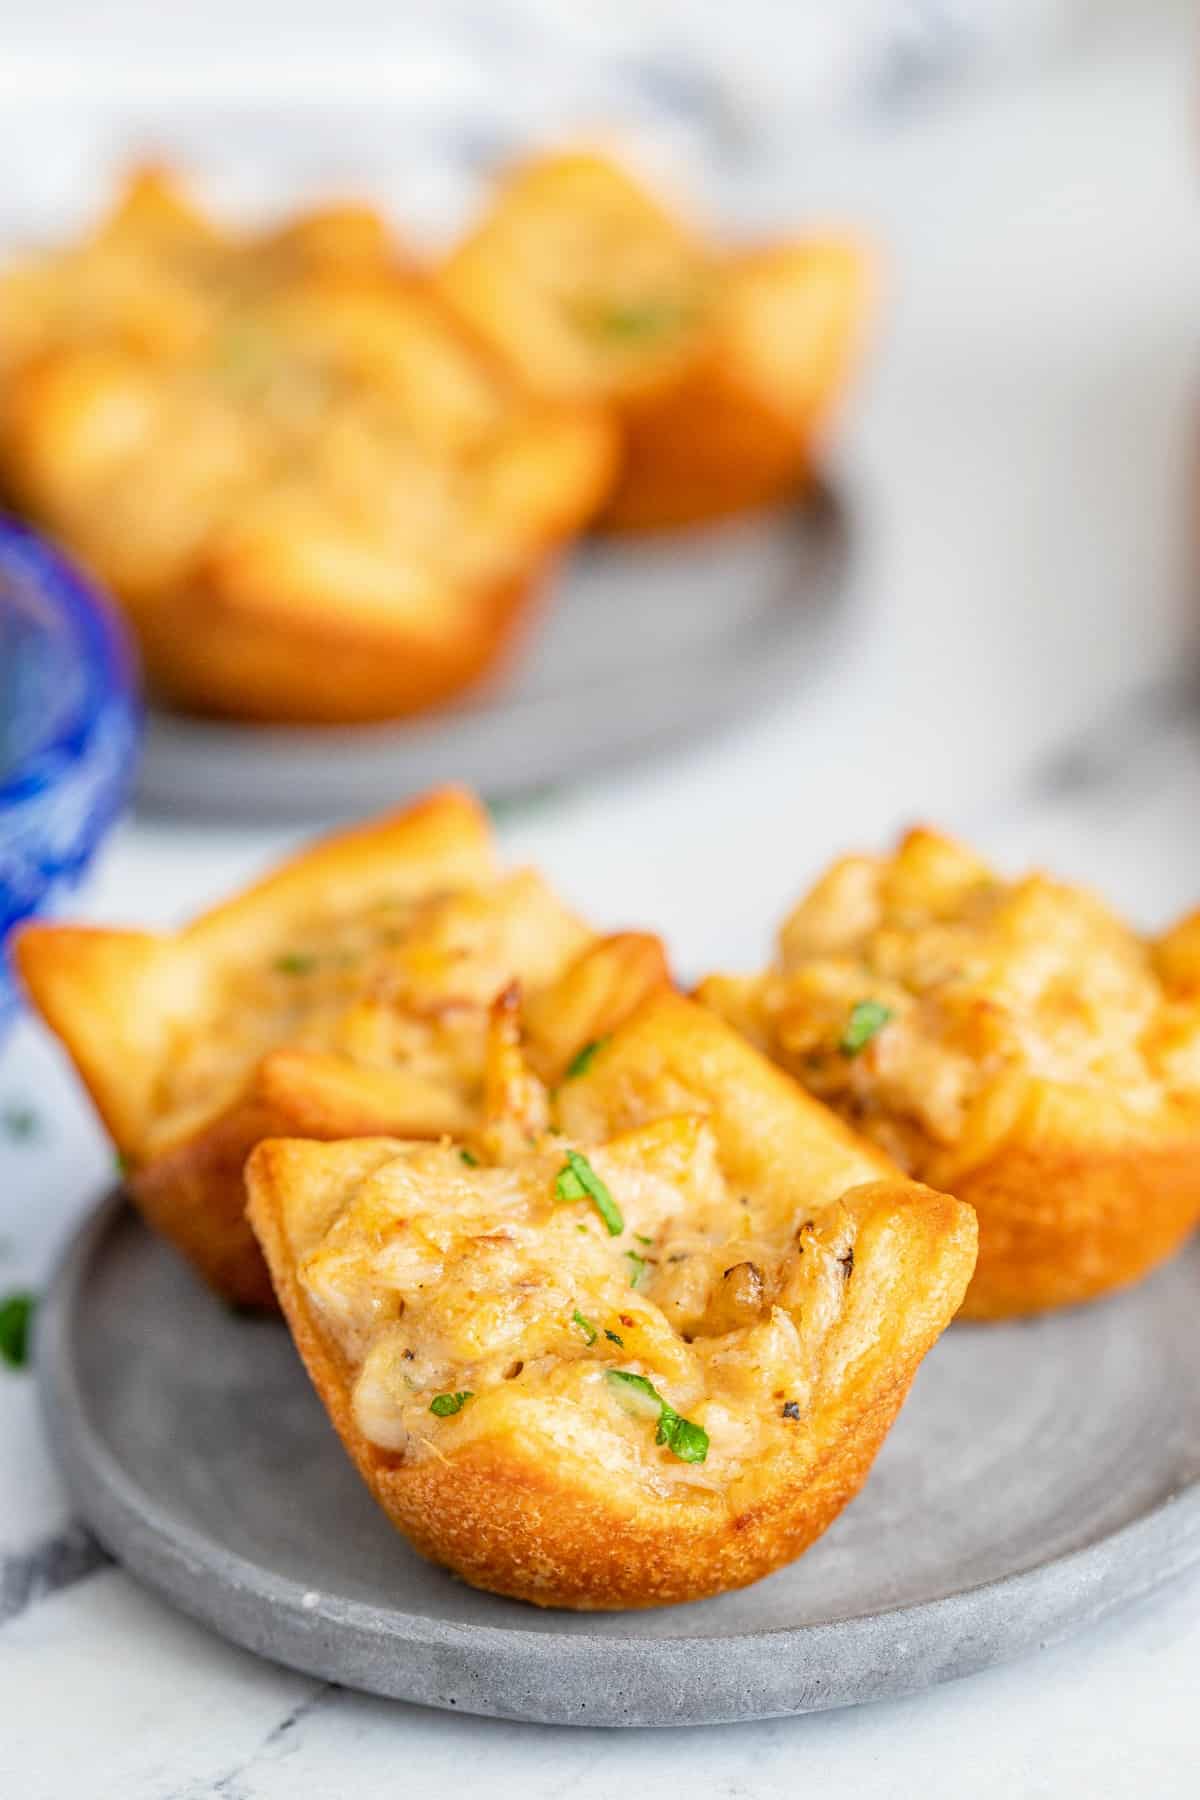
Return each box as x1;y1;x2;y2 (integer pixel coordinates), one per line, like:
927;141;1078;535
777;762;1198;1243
136;497;848;822
39;1193;1200;1728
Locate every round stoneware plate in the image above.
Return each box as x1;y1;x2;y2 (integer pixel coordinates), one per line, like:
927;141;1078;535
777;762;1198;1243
136;496;848;823
40;1193;1200;1729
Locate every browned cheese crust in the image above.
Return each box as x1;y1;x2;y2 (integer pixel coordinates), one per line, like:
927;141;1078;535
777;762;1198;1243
247;992;976;1608
17;788;668;1306
698;827;1200;1319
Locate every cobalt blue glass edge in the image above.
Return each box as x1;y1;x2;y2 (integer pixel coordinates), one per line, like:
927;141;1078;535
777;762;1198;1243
0;516;142;1040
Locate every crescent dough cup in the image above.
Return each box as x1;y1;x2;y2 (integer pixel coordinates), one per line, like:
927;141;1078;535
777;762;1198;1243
698;827;1200;1320
0;168;617;724
0;166;400;379
246;991;976;1609
16;788;668;1307
436;150;873;531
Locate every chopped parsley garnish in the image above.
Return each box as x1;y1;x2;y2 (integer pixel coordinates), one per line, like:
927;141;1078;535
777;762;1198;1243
604;1328;624;1347
564;1037;609;1081
215;321;273;376
0;1292;35;1370
625;1250;648;1290
553;1150;623;1236
572;1309;598;1345
634;1232;653;1247
584;299;693;342
274;952;317;976
605;1370;709;1464
459;1148;480;1167
1;1104;38;1142
665;1416;710;1463
840;999;893;1057
429;1390;473;1418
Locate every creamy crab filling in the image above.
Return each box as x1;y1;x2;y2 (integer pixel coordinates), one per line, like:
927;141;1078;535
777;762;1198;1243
296;1128;859;1498
733;835;1200;1170
151;871;591;1141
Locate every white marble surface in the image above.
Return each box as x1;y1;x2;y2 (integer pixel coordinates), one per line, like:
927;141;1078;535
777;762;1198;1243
4;3;1200;1792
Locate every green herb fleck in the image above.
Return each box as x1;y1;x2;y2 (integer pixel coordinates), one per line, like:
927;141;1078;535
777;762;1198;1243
459;1148;480;1167
0;1292;35;1370
633;1233;653;1247
605;1369;709;1464
274;952;317;976
604;1328;624;1347
553;1150;623;1236
572;1309;598;1346
625;1250;648;1290
430;1390;474;1418
840;999;893;1057
583;298;694;342
485;784;565;823
605;1370;662;1422
214;321;273;376
564;1036;609;1081
663;1415;710;1462
114;1151;130;1179
1;1104;38;1142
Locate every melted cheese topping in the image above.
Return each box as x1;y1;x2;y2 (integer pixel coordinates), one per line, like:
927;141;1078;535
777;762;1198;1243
708;829;1200;1173
299;1122;859;1496
151;871;592;1148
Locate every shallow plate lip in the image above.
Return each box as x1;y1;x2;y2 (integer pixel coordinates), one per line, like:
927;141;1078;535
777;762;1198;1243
37;1191;1200;1723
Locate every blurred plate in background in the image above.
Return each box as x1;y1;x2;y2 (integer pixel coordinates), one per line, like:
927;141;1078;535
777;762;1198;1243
137;493;849;822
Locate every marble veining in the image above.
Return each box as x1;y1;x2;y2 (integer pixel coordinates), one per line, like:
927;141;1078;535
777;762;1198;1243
0;1520;110;1624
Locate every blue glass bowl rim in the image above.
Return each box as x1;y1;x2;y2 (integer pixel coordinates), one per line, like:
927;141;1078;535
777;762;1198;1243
0;514;141;806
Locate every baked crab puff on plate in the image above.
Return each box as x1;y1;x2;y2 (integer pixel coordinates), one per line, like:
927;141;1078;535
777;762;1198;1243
15;787;668;1308
246;991;976;1610
698;825;1200;1320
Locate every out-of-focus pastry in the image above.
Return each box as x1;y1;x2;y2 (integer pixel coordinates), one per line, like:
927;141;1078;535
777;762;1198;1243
437;150;872;530
0;169;616;723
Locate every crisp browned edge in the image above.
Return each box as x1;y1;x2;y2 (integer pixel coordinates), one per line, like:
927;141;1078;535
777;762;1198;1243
944;1084;1200;1320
